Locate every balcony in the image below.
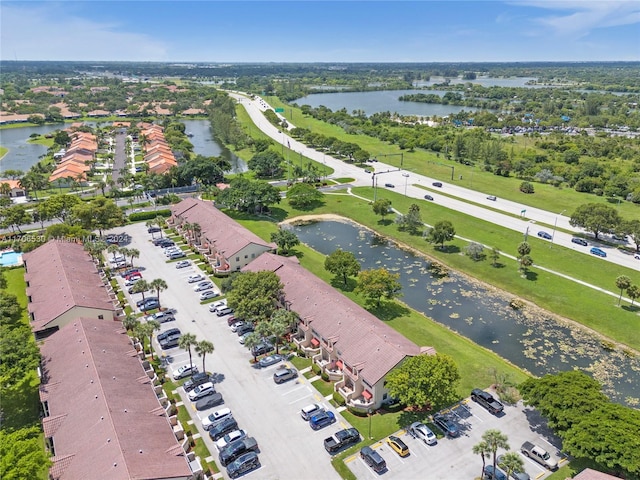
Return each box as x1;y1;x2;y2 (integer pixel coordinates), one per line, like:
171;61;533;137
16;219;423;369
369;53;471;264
349;394;375;410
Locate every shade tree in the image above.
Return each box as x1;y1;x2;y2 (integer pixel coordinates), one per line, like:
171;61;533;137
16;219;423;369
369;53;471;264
324;249;361;286
355;267;402;307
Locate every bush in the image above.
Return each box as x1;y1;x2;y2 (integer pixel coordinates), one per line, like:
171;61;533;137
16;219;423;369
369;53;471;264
332;391;346;406
312;364;321;375
128;209;171;221
321;371;330;382
347;406;369;417
519;181;535;194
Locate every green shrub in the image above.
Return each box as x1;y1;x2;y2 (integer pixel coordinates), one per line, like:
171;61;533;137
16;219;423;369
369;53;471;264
332;391;346;406
312;364;321;375
128;209;171;222
321;371;330;382
347;405;369;417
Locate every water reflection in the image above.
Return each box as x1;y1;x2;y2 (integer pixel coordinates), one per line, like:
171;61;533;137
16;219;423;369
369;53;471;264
182;119;247;173
291;219;640;406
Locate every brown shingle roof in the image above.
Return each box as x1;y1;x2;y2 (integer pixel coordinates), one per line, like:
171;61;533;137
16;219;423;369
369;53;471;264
24;241;115;332
244;253;425;386
40;318;191;480
171;198;276;257
573;469;621;480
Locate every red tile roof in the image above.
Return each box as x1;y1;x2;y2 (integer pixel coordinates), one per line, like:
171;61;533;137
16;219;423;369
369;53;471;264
24;241;115;332
40;318;191;480
171;198;276;258
244;253;429;386
573;469;621;480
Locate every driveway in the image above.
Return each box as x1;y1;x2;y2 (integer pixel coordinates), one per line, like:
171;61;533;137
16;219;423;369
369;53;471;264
113;222;344;479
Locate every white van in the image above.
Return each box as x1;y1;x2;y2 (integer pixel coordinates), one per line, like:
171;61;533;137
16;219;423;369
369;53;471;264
188;382;215;401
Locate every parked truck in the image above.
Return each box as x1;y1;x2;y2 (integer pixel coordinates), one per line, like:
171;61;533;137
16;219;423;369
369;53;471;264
324;428;361;454
471;388;504;415
520;441;558;470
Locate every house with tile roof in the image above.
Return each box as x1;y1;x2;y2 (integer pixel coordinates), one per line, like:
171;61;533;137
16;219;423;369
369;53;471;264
39;317;193;480
0;178;27;198
23;240;118;339
169;198;276;274
243;253;436;410
573;469;620;480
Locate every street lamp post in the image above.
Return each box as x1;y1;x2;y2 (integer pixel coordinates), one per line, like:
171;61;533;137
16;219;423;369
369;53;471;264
551;209;567;247
368;408;373;439
404;174;409;196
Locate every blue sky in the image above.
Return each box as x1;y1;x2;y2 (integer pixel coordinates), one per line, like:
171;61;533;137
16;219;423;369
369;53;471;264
1;1;639;62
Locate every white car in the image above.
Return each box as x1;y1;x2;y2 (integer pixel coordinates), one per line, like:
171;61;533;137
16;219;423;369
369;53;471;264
188;274;205;283
200;290;219;301
109;255;126;264
175;260;191;269
194;281;214;292
409;421;437;445
125;276;142;287
215;429;246;451
172;364;198;380
300;403;325;421
202;407;232;430
210;299;227;311
165;248;181;257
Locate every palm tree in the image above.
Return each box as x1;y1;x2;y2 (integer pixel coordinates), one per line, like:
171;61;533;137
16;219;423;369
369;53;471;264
195;340;214;373
472;440;490;479
128;248;140;267
107;244;121;262
154;216;165;238
122;313;139;332
136;320;160;359
178;333;198;369
243;332;263;363
482;429;510;475
119;247;131;266
149;278;168;307
131;279;150;300
616;275;631;306
183;221;193;243
192;222;202;245
498;451;524;479
0;182;11;197
145;220;157;237
98;180;107;197
270;310;295;354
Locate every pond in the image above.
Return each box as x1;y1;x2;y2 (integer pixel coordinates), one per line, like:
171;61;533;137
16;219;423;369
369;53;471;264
0;124;63;172
290;219;640;406
181;119;247;174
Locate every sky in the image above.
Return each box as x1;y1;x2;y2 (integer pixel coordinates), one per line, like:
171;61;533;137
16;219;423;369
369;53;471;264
1;1;639;63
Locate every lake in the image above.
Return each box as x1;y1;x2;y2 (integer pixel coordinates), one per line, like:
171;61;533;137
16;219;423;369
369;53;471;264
0;124;62;173
181;119;247;173
290;219;640;406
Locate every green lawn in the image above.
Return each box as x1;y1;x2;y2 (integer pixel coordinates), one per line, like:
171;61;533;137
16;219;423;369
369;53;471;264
311;378;336;397
0;145;7;159
290;355;312;371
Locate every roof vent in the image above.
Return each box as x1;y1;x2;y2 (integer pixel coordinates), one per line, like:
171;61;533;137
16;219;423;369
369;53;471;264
113;463;117;467
90;379;93;383
107;438;111;443
101;416;104;420
124;409;127;413
95;395;98;399
113;376;116;380
139;449;143;454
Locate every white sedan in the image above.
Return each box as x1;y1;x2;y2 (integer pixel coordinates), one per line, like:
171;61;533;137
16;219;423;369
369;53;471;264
172;364;198;380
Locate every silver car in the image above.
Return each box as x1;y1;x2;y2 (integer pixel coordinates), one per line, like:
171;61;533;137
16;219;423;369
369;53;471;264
194;281;214;292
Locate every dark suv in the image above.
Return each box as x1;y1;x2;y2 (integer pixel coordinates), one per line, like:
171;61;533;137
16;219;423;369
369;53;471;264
251;342;274;357
571;237;588;246
183;372;211;392
360;446;386;473
227;452;260;479
209;416;239;441
157;328;181;343
433;413;459;437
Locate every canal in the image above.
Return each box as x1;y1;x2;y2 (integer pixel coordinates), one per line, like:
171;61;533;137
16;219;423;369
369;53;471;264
290;219;640;406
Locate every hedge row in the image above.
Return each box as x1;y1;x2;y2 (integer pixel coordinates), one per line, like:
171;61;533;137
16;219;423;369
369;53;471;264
128;209;172;221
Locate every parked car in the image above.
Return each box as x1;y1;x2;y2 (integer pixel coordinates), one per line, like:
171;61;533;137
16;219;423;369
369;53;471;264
210;299;228;311
226;451;260;479
168;250;186;259
200;291;219;301
160;337;180;349
110;255;126;265
384;183;395;188
140;300;160;312
487;195;497;201
408;421;437;445
360;446;386;473
227;315;241;326
300;403;325;421
309;411;336;430
194;281;214;292
172;364;198;380
497;454;531;480
125;277;142;288
571;237;588;246
137;296;157;307
433;413;459;437
146;310;177;323
238;332;251;345
537;231;552;240
188;274;205;283
216;307;234;317
188;382;216;401
235;323;254;336
175;260;191;269
128;284;150;294
471;388;504;415
202;407;232;430
208;416;239;441
196;392;224;410
154;238;173;246
157;328;180;343
386;435;409;457
216;429;247;451
251;342;274;357
432;181;443;187
147;227;161;233
273;367;298;384
219;437;259;467
164;247;181;256
635;253;640;260
183;372;210;392
484;465;508;480
590;247;607;257
258;354;283;368
424;194;434;201
120;268;140;278
230;321;246;333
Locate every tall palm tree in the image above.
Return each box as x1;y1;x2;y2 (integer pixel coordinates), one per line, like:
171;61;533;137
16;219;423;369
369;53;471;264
128;248;140;267
498;451;524;479
107;244;121;261
182;222;193;243
149;278;168;307
472;440;490;479
0;182;11;197
192;223;202;245
243;332;263;363
154;215;165;238
178;333;197;369
119;247;131;266
195;340;214;373
131;279;150;301
482;429;510;475
136;320;160;359
122;313;139;332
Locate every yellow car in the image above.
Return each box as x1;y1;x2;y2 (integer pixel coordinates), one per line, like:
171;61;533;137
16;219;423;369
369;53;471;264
386;435;410;457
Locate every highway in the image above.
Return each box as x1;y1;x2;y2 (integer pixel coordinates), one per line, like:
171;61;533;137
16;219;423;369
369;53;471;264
230;92;639;272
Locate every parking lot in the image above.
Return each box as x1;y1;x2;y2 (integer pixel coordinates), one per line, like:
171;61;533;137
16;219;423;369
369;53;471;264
345;399;565;479
113;223;346;479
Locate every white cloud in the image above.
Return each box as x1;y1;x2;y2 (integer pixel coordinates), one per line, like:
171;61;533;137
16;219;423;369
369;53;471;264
0;4;168;61
513;1;640;38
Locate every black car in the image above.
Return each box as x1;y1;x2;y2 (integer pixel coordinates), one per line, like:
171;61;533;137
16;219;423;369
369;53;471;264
433;413;459;437
208;416;239;441
157;328;181;343
219;437;259;467
148;227;162;233
424;194;434;201
236;323;254;336
471;388;504;415
360;446;386;473
195;393;224;410
537;231;552;240
183;372;211;392
250;342;274;357
571;237;588;246
432;182;443;187
137;296;158;307
384;183;395;188
140;300;160;312
226;452;261;479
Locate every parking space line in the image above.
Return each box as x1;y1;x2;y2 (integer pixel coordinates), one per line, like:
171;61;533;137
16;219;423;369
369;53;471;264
280;385;306;396
288;395;312;405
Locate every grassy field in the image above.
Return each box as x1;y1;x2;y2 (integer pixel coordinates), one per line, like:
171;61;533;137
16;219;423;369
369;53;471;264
0;145;7;159
264;96;640;220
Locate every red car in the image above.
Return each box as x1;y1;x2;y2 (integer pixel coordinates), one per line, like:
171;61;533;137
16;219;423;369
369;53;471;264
124;272;142;281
